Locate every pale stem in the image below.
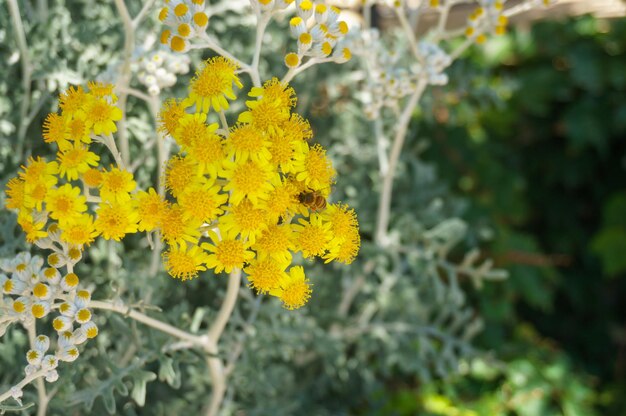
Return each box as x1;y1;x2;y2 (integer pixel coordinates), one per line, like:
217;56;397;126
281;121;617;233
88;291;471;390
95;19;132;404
7;0;32;160
282;58;332;84
103;134;126;170
250;13;271;87
89;300;208;347
374;117;389;176
0;369;49;404
431;0;452;42
375;78;428;246
196;33;251;72
113;0;135;168
218;111;229;131
204;267;242;416
26;321;49;416
395;6;423;64
132;0;156;28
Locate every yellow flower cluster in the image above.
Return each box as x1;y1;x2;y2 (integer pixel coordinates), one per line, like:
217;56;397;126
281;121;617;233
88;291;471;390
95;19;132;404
157;56;360;309
5;82;136;252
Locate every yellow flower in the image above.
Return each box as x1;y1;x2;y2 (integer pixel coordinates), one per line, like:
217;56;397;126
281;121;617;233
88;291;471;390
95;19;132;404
323;203;359;241
59;85;88;117
135;188;166;232
158;98;186;137
17;212;47;243
19;157;59;186
178;181;228;223
324;231;360;265
79;96;123;136
163;244;210;280
202;228;255;274
160;203;201;247
82;168;104;188
281;113;312;142
87;81;117;101
245;258;288;295
94;201;139;241
57;143;100;181
220;160;274;206
219;199;268;244
226;123;272;164
67;117;91;144
270;266;312;310
238;78;294;134
291;213;332;258
184;56;243;113
99;167;136;203
253;223;294;263
173;112;212;150
60;214;99;246
264;175;299;222
186;125;225;178
45;184;87;224
165;155;200;197
5;177;27;211
43;113;71;150
293;142;336;192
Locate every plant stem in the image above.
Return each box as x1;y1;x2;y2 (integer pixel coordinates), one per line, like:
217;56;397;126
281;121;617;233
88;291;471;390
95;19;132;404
375;78;428;246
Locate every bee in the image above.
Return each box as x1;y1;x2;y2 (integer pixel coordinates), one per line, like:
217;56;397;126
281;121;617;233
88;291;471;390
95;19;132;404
298;190;327;212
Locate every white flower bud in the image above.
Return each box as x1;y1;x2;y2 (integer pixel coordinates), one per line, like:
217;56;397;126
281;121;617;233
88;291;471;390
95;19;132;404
34;335;50;352
41;355;58;370
45;370;59;383
52;316;73;333
25;364;39;376
58;330;76;348
58;346;80;362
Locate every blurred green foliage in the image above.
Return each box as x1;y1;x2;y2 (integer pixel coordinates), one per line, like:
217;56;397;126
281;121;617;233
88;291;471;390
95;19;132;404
413;14;626;415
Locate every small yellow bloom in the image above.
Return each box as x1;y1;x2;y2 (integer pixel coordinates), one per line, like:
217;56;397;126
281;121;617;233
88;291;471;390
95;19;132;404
186;125;225;178
178;181;227;223
270;266;312;310
220;160;274;206
220;199;269;244
202;228;254;274
291;213;332;259
43;113;71;150
79;96;123;136
99;167;136;203
160;203;201;247
135;188;166;232
158;99;186;137
5;177;27;210
60;214;99;246
293;142;336;192
163;244;210;280
226;123;272;164
45;184;87;224
173;112;212;150
245;258;288;295
17;212;47;243
253;223;294;263
57;143;100;181
165;155;200;197
59;85;88;117
94;201;139;241
185;56;243;113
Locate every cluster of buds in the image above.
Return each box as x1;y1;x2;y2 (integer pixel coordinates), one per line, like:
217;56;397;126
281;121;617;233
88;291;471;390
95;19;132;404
284;1;352;68
136;50;191;96
159;0;209;53
417;41;452;86
465;0;508;43
0;252;98;386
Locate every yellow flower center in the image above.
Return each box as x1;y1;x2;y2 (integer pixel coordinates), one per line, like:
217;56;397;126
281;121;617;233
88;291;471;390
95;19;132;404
216;239;245;269
247;260;282;294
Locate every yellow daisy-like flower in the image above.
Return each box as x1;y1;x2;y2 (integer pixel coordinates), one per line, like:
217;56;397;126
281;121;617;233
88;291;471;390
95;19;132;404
80;96;123;136
245;258;288;295
160;203;201;247
59;85;88;117
264;175;299;222
178;181;228;223
135;188;166;232
57;143;100;181
19;157;59;186
17;212;47;243
323;203;359;241
173;112;212;150
82;168;104;188
324;230;360;265
163;244;210;280
94;201;139;241
293;142;336;192
253;223;294;263
219;199;268;244
45;184;87;224
184;56;243;113
99;167;136;203
4;177;27;211
165;155;200;197
24;180;49;212
238;79;294;135
158;98;186;137
291;213;332;259
282;113;313;142
220;160;274;206
60;214;99;246
186;125;225;178
226;123;272;164
270;265;312;310
87;81;117;101
202;228;255;274
67;117;91;144
42;113;71;150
